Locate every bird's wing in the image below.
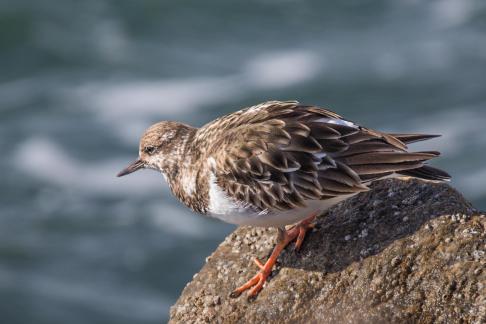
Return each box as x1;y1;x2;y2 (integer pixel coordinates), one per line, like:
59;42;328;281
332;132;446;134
198;101;439;211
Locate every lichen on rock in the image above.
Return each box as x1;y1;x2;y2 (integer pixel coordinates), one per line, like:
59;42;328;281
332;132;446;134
170;179;485;324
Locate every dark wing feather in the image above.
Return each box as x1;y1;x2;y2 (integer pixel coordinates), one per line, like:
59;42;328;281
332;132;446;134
197;101;447;211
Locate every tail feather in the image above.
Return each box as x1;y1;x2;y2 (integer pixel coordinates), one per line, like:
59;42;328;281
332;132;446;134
384;134;450;182
340;130;449;183
398;165;451;182
388;133;441;144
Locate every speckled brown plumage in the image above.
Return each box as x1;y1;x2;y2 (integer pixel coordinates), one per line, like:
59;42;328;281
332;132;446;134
119;100;450;219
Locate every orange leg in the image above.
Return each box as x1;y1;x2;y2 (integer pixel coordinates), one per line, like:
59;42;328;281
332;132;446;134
230;212;317;299
294;214;316;251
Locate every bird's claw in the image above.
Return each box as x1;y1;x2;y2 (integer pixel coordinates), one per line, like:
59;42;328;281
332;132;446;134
230;270;270;299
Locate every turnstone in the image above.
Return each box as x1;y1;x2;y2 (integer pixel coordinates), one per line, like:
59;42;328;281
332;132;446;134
117;100;450;298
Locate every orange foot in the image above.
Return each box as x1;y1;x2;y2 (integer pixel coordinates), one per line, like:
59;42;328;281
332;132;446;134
230;213;317;300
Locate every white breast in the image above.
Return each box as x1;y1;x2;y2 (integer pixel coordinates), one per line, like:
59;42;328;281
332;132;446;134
207;171;250;216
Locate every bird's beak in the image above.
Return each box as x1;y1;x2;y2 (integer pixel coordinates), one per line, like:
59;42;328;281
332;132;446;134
117;159;145;177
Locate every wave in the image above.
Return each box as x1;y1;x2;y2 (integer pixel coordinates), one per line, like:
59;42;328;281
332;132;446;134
13;137;167;197
64;49;322;144
243;50;322;89
0;266;170;321
148;203;231;238
432;0;476;28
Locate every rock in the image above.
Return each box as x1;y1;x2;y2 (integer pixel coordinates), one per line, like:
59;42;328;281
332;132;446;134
170;179;486;324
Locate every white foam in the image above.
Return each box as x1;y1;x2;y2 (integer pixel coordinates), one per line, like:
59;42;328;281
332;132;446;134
71;76;242;121
64;49;322;146
148;203;222;238
244;50;322;89
14;137;166;197
72;50;322;120
432;0;474;28
67;76;244;145
69;52;318;117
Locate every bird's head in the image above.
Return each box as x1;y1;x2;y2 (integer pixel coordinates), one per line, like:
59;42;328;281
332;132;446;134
117;121;194;177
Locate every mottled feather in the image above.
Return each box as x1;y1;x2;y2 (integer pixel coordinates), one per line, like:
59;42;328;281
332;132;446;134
192;101;448;212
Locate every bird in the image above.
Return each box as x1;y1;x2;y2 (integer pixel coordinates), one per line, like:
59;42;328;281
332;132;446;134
117;100;450;299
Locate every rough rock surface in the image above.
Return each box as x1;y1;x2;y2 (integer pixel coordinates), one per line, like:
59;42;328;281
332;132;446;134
170;179;485;324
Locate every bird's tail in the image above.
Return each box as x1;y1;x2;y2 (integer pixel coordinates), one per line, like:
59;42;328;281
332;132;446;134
389;133;451;182
397;164;451;182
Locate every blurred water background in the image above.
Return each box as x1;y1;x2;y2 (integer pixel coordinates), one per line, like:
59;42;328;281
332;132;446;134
1;0;486;323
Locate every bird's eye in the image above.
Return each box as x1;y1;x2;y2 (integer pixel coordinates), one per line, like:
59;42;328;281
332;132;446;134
144;146;156;155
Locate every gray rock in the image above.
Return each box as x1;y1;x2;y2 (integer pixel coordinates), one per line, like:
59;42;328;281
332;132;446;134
170;179;486;324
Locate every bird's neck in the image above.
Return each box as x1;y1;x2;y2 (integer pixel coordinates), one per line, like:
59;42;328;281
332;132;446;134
162;127;211;214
